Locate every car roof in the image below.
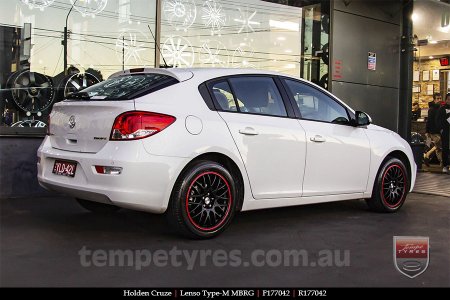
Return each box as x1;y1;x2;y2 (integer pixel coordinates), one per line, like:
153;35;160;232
110;67;291;82
109;67;355;113
177;67;285;77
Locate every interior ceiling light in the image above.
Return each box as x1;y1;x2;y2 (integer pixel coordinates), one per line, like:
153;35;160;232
269;20;299;32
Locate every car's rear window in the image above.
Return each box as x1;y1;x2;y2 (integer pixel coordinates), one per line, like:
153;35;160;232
66;73;178;101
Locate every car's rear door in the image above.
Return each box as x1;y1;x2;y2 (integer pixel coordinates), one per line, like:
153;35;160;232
209;76;307;199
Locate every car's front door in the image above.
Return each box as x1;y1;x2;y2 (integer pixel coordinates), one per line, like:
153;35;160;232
209;76;307;199
282;78;371;196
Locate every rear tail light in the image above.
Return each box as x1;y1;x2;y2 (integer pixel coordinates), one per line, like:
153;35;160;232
110;111;176;141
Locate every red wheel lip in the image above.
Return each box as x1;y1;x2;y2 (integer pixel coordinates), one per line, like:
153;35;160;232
185;171;232;232
381;164;407;208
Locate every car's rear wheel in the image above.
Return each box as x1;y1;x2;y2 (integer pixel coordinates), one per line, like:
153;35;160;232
167;161;237;239
76;198;121;214
366;157;409;213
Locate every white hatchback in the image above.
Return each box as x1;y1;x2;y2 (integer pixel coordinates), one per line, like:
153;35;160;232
38;68;416;238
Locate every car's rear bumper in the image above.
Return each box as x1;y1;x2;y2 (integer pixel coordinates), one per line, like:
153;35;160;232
37;136;186;213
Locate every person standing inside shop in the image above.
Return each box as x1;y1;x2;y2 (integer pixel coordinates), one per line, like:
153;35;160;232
412;102;421;121
436;93;450;174
424;93;443;166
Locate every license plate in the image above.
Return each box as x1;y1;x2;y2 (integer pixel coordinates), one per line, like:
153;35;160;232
52;160;77;177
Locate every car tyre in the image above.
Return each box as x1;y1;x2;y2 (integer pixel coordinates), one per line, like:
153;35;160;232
76;198;121;214
366;157;409;213
167;160;237;239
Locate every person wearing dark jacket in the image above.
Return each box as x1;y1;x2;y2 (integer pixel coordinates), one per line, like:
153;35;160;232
435;93;450;173
424;93;442;166
412;102;421;121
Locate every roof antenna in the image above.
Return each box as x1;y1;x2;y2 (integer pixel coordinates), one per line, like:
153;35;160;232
148;24;169;68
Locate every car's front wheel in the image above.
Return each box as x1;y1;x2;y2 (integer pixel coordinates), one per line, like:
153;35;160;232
76;198;121;214
167;161;237;239
366;157;409;213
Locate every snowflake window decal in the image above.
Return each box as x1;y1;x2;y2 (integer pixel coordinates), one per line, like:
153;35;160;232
232;44;257;69
198;39;229;67
69;0;108;18
20;0;54;11
163;0;197;32
162;36;195;68
234;8;259;34
201;0;226;36
115;29;149;67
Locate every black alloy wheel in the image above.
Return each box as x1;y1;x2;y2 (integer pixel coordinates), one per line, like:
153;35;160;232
366;157;409;213
167;161;237;239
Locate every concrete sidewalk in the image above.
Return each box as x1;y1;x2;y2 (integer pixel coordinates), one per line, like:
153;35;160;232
413;172;450;197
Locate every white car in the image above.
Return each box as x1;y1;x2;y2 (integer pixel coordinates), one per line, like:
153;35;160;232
37;68;416;238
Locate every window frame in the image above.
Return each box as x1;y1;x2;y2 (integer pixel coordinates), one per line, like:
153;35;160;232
203;74;296;119
279;76;354;126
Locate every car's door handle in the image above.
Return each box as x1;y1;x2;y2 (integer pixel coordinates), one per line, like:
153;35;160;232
310;135;326;143
239;127;259;136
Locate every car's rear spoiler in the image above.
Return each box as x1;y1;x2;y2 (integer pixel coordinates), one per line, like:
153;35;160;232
109;68;194;82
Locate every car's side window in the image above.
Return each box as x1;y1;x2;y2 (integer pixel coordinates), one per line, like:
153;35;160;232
211;81;238;112
284;79;349;124
228;77;288;117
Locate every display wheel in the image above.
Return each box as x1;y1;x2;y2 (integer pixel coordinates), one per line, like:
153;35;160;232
321;43;329;65
319;73;329;90
11;119;47;127
63;72;100;98
321;14;330;34
11;70;55;113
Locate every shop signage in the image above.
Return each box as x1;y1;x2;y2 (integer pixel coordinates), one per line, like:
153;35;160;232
368;52;376;71
394;236;429;278
333;60;343;80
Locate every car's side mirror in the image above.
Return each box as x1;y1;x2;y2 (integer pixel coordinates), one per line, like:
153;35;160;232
354;111;371;126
